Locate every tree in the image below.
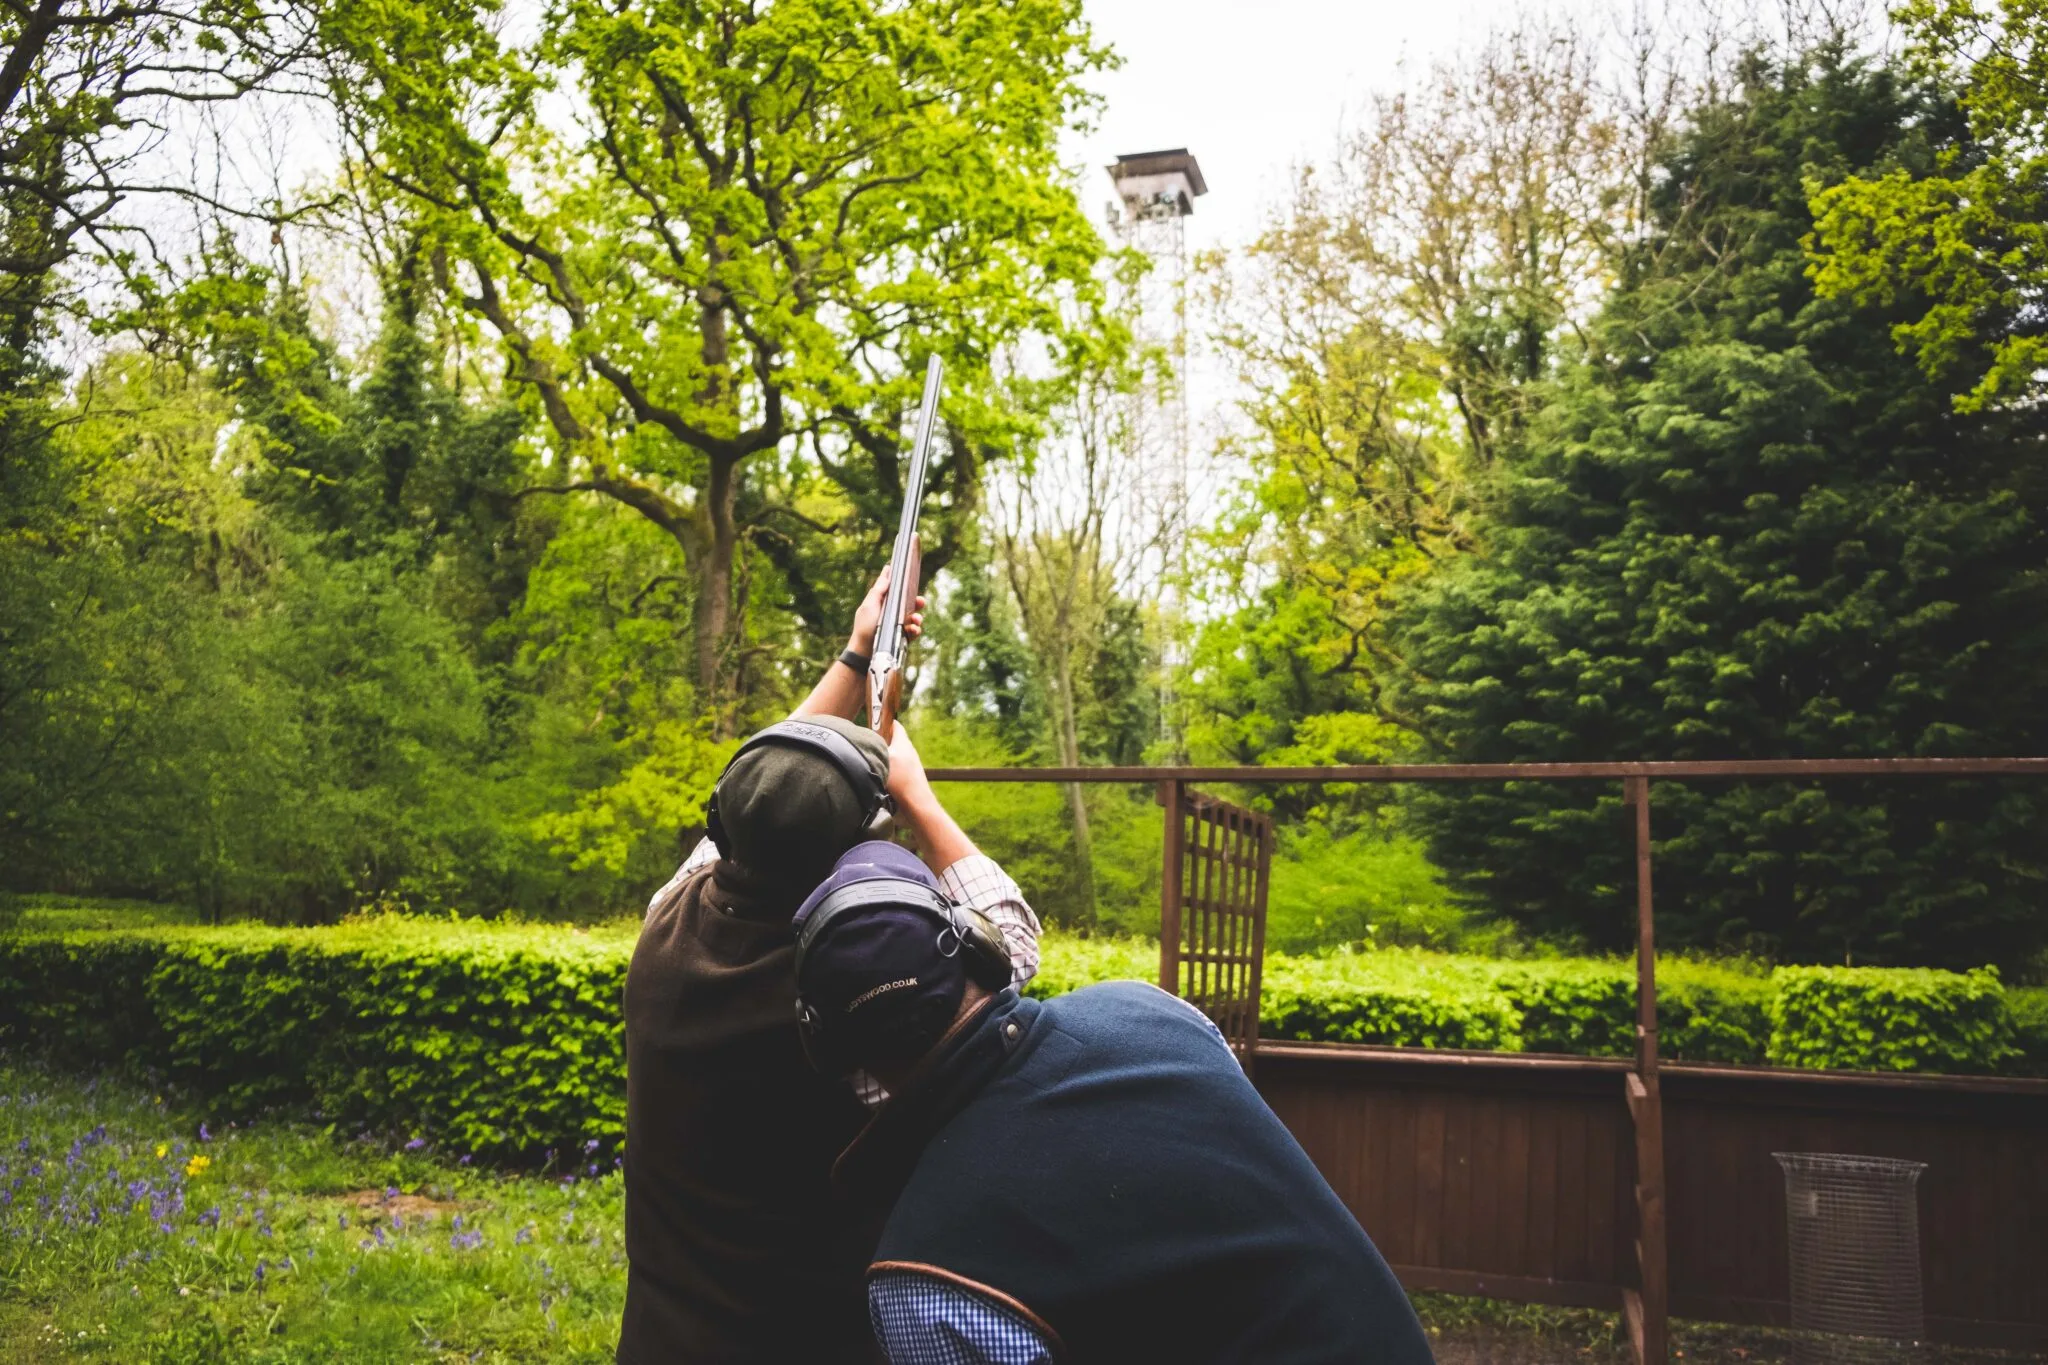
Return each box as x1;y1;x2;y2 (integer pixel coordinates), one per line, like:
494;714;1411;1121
1189;20;1644;818
988;350;1156;929
1809;0;2048;412
316;0;1113;726
1391;47;2048;968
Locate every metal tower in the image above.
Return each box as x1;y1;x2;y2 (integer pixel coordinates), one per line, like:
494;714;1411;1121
1107;148;1206;758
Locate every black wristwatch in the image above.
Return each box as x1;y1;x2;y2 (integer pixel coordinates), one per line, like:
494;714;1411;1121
838;647;871;675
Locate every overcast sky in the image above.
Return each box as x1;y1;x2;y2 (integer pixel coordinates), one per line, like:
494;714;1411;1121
1062;0;1560;253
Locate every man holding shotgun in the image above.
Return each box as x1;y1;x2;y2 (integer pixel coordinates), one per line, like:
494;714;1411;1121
616;361;1041;1364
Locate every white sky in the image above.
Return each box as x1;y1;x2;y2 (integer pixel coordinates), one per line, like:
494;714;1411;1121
1062;0;1592;254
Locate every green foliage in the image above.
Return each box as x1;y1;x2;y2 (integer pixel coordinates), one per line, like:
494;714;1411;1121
2010;987;2048;1077
1391;51;2048;968
1260;952;1522;1051
1809;0;2048;412
1264;829;1477;953
1766;965;2017;1073
0;1058;626;1360
318;0;1119;710
3;918;2035;1155
910;711;1164;933
1025;934;1156;997
0;921;636;1160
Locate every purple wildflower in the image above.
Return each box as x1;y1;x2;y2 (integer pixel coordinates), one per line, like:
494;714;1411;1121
404;1137;426;1151
253;1260;266;1285
198;1123;211;1142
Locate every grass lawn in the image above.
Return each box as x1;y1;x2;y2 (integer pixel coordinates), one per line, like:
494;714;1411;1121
0;1057;624;1362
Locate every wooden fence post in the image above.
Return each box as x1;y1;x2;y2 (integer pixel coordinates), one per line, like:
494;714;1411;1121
1158;779;1185;996
1622;775;1669;1365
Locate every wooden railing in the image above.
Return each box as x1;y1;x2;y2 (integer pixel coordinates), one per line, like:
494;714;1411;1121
928;758;2048;1364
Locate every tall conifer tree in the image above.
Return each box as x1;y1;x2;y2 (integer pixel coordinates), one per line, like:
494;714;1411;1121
1393;48;2048;968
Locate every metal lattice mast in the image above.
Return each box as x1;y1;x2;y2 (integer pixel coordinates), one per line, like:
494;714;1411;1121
1107;149;1206;761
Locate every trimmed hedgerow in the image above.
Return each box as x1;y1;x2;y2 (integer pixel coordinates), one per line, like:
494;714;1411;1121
0;922;2034;1168
1487;959;1772;1065
1259;953;1520;1051
2011;989;2048;1078
1765;966;2018;1075
0;920;635;1161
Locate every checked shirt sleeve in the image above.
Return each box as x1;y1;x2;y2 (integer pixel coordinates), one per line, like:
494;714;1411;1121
644;837;721;920
936;854;1040;989
868;1270;1056;1365
852;853;1039;1110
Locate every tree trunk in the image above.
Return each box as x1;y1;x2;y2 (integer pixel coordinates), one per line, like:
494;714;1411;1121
696;450;738;724
694;248;738;730
1052;651;1098;930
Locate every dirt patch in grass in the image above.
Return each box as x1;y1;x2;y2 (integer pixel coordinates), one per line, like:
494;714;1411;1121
332;1188;478;1223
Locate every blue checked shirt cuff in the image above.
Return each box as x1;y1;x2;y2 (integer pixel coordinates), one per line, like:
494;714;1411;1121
869;1269;1056;1364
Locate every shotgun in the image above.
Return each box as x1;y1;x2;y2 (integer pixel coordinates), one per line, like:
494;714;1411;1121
869;355;942;741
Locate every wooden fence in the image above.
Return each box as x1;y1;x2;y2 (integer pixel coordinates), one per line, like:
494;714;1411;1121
929;759;2048;1363
1256;1045;2048;1349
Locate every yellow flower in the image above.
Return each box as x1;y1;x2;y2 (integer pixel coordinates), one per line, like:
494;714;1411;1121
155;1144;168;1158
185;1154;211;1178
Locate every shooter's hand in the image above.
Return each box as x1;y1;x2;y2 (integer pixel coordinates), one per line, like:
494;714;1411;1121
850;568;927;656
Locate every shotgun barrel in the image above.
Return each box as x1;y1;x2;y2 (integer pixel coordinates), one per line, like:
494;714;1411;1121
869;355;943;740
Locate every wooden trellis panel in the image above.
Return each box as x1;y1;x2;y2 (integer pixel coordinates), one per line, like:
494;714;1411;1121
1158;783;1273;1073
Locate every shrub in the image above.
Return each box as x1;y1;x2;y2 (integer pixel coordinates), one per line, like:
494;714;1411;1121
1766;966;2018;1074
1026;935;1156;998
1657;962;1772;1065
1489;963;1636;1057
2006;988;2048;1078
1259;952;1520;1051
3;920;2034;1174
0;920;634;1160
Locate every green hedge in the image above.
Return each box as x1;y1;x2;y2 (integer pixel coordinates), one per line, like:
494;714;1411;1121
1766;966;2017;1074
2012;988;2048;1078
1028;937;2009;1073
0;920;633;1161
0;922;2034;1164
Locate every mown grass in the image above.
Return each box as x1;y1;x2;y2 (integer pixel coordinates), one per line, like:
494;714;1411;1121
0;1057;624;1363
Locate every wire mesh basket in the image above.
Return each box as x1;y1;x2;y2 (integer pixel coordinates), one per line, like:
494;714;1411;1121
1774;1153;1927;1365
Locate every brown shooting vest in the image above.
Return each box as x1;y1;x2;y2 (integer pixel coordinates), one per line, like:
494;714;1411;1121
617;861;873;1364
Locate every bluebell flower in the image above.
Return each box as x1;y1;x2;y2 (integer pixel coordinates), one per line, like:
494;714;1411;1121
405;1137;426;1151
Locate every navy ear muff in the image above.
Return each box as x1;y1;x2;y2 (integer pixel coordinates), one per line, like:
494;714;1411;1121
705;719;892;859
791;875;1012;1073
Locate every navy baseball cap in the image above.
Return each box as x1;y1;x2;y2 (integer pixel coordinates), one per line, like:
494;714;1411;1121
792;841;968;1074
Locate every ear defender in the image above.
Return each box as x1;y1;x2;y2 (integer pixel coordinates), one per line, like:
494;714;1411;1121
938;901;1014;993
790;876;1014;1073
704;719;892;860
